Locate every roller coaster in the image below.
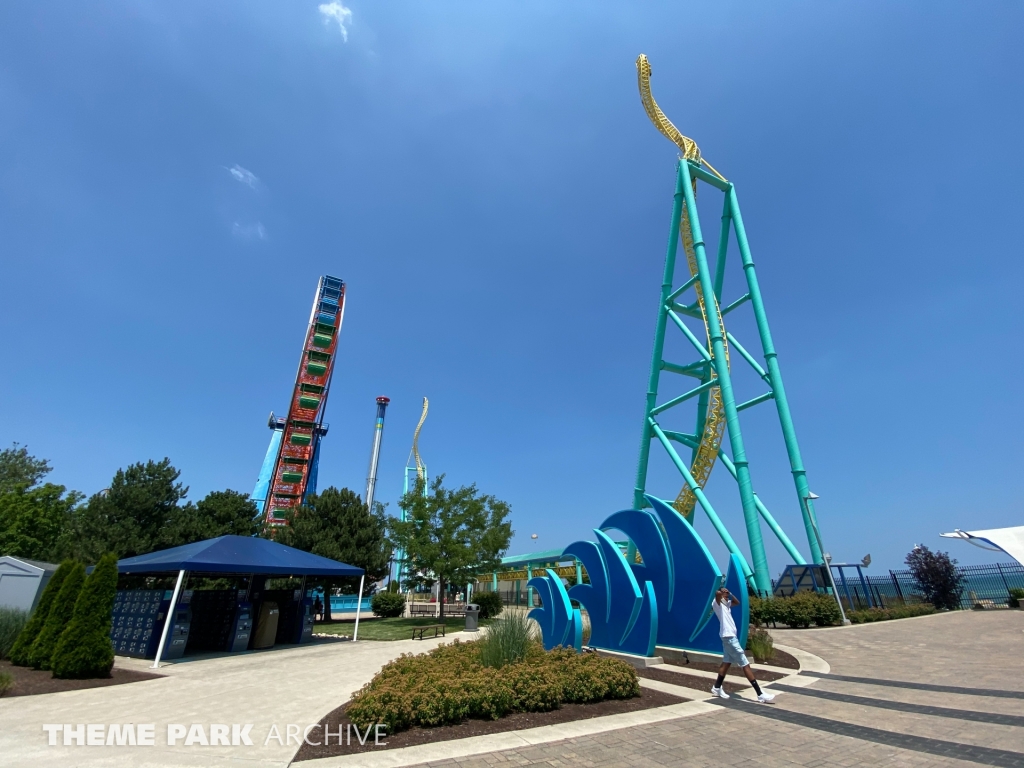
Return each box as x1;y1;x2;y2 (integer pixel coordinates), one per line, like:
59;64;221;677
252;275;346;527
632;55;822;594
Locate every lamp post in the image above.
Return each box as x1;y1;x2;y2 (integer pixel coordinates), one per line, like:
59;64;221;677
801;492;850;625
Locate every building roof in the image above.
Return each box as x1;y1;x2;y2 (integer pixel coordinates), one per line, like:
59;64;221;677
115;535;364;577
0;555;58;572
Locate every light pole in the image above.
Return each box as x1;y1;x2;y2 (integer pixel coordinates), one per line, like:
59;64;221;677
801;492;850;625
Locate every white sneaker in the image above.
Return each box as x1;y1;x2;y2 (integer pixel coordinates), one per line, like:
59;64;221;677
711;686;730;699
757;692;775;703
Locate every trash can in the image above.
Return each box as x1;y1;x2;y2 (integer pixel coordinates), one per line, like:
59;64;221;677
465;604;480;632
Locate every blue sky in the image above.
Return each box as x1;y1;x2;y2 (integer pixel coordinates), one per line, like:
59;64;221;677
2;2;1022;574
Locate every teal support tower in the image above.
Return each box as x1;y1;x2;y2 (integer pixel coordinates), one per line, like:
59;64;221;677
633;55;823;595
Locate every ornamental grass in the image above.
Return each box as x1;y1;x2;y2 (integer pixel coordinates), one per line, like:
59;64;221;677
346;639;639;733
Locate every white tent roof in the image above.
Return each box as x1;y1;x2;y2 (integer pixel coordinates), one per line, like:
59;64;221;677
940;526;1024;567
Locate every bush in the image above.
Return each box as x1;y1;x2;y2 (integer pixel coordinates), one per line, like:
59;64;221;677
770;592;842;628
847;604;937;623
749;596;778;627
905;545;964;610
346;639;639;733
480;611;535;668
371;591;406;618
51;553;119;679
746;627;774;663
1008;587;1024;609
0;670;12;697
0;607;29;660
8;560;74;666
475;591;503;620
28;561;85;670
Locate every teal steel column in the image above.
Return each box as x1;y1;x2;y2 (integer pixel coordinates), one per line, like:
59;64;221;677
728;186;823;564
575;561;582;585
492;571;498;591
526;565;533;606
633;170;686;512
680;161;771;593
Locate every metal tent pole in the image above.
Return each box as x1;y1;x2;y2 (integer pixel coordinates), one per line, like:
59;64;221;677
352;574;365;642
151;569;185;669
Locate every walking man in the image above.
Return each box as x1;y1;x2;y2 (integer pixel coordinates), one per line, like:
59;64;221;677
710;586;775;703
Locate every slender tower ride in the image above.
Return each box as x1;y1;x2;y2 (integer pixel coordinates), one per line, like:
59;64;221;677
252;275;346;527
364;396;390;512
632;56;823;594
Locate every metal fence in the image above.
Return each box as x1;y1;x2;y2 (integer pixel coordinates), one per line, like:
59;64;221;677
793;562;1024;611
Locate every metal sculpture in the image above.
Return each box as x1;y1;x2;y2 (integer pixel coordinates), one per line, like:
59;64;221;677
528;494;746;655
252;276;345;527
632;54;822;594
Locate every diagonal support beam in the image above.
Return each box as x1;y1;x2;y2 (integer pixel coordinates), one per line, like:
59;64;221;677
651;378;718;416
666;273;701;303
650;419;753;579
667;310;712;362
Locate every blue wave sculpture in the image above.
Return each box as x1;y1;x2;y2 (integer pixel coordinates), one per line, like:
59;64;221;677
527;494;747;658
527;568;582;651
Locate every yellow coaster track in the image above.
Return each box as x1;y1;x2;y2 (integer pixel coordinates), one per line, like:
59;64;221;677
637;54;730;522
410;396;429;484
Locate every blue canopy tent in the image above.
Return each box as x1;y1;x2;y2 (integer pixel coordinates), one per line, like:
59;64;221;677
114;536;365;667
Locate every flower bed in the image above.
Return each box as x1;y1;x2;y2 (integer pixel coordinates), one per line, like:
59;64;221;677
346;639;640;733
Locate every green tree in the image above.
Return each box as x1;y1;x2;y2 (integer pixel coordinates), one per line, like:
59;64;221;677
28;561;85;669
158;490;260;548
273;487;391;621
389;475;513;618
65;459;187;560
905;545;964;610
52;553;119;679
8;560;74;666
0;484;82;561
0;443;52;493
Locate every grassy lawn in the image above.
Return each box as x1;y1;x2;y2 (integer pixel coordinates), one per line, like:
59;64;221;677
315;616;491;641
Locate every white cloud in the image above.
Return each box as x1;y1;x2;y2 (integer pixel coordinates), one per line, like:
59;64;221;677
319;1;353;41
228;164;259;189
233;222;267;240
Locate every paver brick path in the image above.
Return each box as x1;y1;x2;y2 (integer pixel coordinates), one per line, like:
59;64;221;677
414;611;1024;768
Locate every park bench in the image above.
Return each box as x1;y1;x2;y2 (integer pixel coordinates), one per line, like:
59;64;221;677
409;603;436;617
412;623;446;640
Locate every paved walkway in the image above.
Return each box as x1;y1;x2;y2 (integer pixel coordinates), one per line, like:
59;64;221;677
406;611;1024;768
0;632;463;768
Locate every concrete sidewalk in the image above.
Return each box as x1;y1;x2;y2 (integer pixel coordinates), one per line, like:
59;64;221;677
0;633;465;768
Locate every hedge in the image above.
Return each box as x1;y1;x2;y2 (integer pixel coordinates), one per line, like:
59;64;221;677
847;604;936;623
475;591;503;620
371;591;406;618
8;560;74;666
750;592;842;628
51;553;119;679
27;561;85;670
346;639;639;733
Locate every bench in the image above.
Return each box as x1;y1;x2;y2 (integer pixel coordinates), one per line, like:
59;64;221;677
412;623;446;640
409;603;436;617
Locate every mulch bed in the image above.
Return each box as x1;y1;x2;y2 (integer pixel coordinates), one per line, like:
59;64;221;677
638;666;747;696
0;660;163;697
292;688;686;761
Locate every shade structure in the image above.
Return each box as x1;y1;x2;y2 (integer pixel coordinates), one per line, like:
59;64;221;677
115;535;364;577
940;526;1024;568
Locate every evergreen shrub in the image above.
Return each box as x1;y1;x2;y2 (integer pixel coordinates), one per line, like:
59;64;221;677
346;639;638;733
475;591;503;620
51;553;119;679
1008;587;1024;609
847;604;937;623
27;561;85;669
0;607;29;659
754;592;841;628
8;560;73;666
371;591;406;618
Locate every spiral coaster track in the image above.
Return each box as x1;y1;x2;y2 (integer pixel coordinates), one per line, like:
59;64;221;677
633;55;823;593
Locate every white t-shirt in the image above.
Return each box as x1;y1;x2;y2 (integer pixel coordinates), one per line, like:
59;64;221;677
712;597;737;638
